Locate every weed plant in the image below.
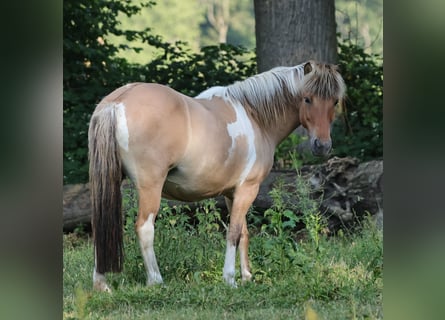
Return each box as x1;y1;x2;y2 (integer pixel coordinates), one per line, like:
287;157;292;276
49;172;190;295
63;177;382;319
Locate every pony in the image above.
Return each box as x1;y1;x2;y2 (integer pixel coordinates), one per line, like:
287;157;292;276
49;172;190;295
88;60;346;291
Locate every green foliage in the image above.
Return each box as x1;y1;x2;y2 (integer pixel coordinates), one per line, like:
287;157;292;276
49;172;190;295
141;41;256;97
260;170;327;254
64;0;155;183
193;199;224;236
262;178;301;238
273;133;307;169
293;176;327;251
333;39;383;160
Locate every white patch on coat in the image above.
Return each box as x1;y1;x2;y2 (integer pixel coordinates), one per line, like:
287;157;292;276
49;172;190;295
195;86;226;99
195;86;256;185
226;98;256;184
115;102;129;151
223;242;237;287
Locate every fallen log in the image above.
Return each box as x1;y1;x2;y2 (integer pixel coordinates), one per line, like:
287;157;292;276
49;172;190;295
63;184;92;231
63;157;383;232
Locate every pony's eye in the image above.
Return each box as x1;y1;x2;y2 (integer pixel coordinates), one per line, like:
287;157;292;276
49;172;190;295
334;99;339;106
304;97;311;104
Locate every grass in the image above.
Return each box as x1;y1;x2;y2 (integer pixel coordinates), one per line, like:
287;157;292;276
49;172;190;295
63;178;383;319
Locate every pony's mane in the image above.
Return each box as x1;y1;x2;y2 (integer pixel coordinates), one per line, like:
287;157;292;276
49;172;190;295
225;61;346;127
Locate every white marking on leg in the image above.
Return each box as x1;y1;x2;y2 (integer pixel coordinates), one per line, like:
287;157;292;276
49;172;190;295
226;99;256;184
115;102;129;151
223;242;237;287
138;214;163;285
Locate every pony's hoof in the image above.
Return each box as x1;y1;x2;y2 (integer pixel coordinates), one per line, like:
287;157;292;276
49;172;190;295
146;274;163;286
241;271;252;282
93;281;112;293
223;275;238;288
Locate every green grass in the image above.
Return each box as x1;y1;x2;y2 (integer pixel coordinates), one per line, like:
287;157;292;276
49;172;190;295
64;179;382;319
63;219;382;319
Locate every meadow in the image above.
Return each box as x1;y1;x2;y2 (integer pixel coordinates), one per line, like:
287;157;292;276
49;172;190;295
63;177;382;319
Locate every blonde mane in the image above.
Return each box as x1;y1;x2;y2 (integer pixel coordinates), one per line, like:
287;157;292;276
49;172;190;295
225;61;346;127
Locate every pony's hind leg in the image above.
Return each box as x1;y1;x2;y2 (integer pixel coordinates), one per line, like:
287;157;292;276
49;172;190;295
135;186;164;285
238;220;252;282
93;267;112;292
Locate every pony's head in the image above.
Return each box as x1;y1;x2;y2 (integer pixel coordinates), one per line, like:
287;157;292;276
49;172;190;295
298;61;346;156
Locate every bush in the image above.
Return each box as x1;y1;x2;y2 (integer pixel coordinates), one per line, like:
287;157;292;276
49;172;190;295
64;0;156;184
333;40;383;160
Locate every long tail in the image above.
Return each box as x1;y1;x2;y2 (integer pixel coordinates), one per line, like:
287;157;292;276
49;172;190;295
88;105;123;273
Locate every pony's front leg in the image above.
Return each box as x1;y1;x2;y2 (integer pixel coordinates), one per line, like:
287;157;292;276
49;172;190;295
135;187;163;285
223;184;259;286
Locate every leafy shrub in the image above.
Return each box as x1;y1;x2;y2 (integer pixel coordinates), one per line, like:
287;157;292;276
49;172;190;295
64;0;155;184
141;38;256;97
273;132;309;169
260;171;326;250
333;39;383;160
262;177;301;238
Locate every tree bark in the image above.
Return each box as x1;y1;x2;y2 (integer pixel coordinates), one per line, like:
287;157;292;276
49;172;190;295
63;184;92;231
254;0;338;72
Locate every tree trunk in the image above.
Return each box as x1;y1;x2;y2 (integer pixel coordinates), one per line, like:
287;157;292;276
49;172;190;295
206;0;230;43
254;0;338;72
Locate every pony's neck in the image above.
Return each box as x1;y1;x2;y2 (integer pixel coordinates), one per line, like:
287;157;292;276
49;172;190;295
261;103;302;148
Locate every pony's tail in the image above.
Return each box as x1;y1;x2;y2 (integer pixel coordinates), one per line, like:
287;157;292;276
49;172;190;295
88;105;123;274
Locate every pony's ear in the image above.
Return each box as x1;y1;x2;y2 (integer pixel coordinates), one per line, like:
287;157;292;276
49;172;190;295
303;62;312;75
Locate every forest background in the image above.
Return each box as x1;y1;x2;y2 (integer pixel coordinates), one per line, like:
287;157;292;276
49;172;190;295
110;0;382;64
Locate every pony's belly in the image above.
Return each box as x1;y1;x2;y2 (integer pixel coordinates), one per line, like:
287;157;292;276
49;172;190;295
162;167;234;202
162;179;224;202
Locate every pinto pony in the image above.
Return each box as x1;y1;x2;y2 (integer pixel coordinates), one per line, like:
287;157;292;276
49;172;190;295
88;61;346;291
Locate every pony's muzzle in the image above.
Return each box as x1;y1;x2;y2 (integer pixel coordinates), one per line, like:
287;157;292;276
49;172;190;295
311;138;332;156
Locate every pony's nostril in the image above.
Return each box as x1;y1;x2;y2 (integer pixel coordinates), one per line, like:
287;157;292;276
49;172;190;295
326;140;332;150
312;138;331;156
